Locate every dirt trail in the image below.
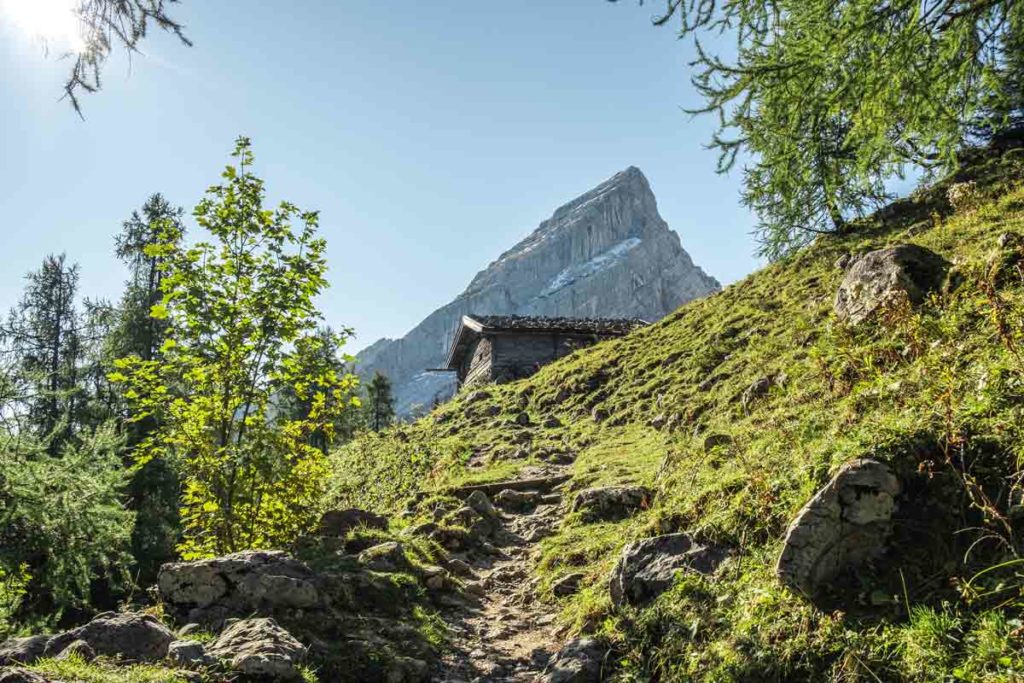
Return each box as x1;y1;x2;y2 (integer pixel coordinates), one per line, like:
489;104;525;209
437;467;570;682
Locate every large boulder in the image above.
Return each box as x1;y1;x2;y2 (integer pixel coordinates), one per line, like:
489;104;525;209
571;486;651;523
834;244;950;324
0;636;48;666
206;618;307;681
542;638;608;683
777;458;900;597
44;612;175;662
158;550;320;625
610;533;727;607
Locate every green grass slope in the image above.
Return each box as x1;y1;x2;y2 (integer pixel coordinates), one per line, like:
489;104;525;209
331;146;1024;682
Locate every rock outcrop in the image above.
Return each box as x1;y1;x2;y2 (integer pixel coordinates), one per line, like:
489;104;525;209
610;533;728;607
206;618;307;681
834;244;950;324
157;547;435;681
776;458;901;597
158;550;321;626
356;166;720;417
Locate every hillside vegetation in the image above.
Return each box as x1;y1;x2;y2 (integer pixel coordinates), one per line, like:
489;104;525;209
331;145;1024;681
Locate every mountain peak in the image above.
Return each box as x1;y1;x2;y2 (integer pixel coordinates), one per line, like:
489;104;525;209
356;167;719;416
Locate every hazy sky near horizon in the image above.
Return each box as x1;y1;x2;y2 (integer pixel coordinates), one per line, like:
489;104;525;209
0;1;759;354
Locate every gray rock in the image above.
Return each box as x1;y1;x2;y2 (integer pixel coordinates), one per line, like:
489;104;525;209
445;558;474;578
834;244;950;324
464;390;491;404
542;416;563;429
54;639;95;662
542;638;608;683
386;655;430;682
702;434;732;453
551;572;586;598
207;618;306;681
357;542;411;573
591;407;609;423
571;486;652;523
47;612;175;662
465;490;498;519
493;489;540;512
776;458;901;597
420;565;448;591
158;550;321;625
610;533;728;606
355;167;720;418
167;639;214;667
741;376;772;411
0;669;48;683
0;636;49;666
514;411;532;427
317;508;388;537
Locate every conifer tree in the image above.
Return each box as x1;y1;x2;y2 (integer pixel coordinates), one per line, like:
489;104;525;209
61;1;191;114
365;372;395;432
630;0;1023;257
105;194;186;582
1;255;83;454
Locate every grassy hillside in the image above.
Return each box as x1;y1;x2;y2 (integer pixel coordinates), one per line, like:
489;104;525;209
331;145;1024;682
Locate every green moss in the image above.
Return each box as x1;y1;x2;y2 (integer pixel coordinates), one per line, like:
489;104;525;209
334;147;1024;681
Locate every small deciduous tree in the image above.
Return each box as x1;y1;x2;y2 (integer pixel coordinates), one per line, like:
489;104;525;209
113;137;358;559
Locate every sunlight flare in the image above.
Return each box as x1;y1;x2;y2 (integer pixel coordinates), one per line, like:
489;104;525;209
1;0;84;50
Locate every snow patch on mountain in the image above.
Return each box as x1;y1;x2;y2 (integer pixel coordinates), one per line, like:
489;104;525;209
541;237;643;297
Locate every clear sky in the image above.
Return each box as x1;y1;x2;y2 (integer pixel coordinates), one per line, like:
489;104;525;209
0;1;759;354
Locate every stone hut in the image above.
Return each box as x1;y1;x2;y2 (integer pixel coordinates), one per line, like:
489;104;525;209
443;314;645;387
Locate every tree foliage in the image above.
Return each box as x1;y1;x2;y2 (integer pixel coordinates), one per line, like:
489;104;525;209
108;194;187;582
63;0;192;114
0;425;133;620
365;371;395;432
113;137;358;559
276;326;363;452
629;0;1024;258
1;255;84;454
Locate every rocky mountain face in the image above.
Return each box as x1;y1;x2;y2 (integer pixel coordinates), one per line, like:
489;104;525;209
356;166;720;416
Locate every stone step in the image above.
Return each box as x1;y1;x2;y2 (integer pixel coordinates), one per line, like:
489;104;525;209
448;474;570;500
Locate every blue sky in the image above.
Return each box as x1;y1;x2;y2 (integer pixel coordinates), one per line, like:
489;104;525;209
0;1;759;354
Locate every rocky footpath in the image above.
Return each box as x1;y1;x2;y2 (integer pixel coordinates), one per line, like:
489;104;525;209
356;166;720;417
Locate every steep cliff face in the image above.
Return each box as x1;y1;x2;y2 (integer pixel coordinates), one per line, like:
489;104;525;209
356;166;720;416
